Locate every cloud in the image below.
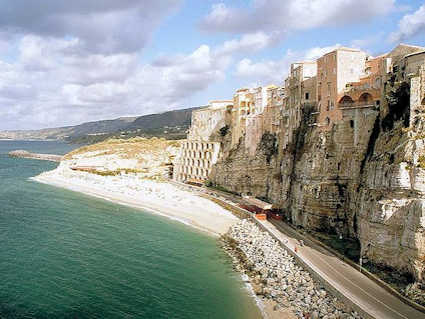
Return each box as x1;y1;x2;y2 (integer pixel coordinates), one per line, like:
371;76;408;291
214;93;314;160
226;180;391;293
1;24;288;130
214;31;283;56
201;0;394;34
0;37;231;130
0;1;181;54
303;44;342;60
389;4;425;43
234;49;298;85
234;44;342;85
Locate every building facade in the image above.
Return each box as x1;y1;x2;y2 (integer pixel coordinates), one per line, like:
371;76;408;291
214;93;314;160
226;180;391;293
173;100;232;183
317;48;367;129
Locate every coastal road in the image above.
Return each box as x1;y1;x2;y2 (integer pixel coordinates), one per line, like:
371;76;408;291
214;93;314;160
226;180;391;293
171;181;425;318
263;220;425;319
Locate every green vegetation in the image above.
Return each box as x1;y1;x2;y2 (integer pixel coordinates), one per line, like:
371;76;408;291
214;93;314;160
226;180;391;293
68;126;188;144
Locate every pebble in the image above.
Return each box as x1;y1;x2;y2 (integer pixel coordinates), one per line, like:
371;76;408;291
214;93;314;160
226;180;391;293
221;220;363;319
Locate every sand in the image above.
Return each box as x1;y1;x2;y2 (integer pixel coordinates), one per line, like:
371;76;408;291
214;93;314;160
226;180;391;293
32;165;238;237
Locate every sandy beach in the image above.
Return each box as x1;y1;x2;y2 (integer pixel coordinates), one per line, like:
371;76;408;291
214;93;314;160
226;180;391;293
32;164;239;236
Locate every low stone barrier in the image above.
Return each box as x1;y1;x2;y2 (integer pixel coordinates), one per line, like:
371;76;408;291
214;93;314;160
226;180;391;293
224;219;363;319
271;220;425;314
8;150;63;162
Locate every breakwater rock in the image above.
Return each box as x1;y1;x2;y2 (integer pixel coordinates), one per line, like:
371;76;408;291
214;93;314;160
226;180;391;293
222;219;362;319
8;150;63;162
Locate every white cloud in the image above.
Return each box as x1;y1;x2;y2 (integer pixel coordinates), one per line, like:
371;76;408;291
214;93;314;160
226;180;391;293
201;0;394;34
234;50;297;85
234;44;342;85
0;36;232;130
389;4;425;43
304;44;342;60
0;1;181;54
214;31;283;56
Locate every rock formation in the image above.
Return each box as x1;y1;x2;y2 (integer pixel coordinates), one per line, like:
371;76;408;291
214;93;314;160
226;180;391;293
210;48;425;284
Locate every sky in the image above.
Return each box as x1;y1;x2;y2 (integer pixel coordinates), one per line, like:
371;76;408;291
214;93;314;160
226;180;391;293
0;0;424;130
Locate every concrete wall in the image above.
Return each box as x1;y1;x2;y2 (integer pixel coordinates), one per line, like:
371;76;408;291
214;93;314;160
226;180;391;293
173;140;221;182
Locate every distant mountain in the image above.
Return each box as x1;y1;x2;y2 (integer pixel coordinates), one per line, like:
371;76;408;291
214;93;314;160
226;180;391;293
0;107;201;143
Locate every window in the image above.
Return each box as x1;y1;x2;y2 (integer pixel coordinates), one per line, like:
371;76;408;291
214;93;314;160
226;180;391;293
350;120;354;128
305;92;309;100
330;101;334;110
327;83;331;97
326;100;330;111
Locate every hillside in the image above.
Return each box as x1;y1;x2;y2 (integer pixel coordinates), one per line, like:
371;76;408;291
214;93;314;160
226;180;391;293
0;107;200;143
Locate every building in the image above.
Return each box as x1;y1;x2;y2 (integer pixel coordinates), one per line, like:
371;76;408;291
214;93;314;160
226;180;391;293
317;48;367;129
281;61;317;148
173;100;232;184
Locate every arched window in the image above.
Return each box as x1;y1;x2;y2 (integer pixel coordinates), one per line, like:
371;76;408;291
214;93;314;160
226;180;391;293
358;93;373;106
421;97;425;106
338;95;354;108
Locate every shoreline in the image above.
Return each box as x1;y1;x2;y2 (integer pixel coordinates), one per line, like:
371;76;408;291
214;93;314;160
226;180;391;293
31;168;276;318
222;220;363;319
31;167;239;237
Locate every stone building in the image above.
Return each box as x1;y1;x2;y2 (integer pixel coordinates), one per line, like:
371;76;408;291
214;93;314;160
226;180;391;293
317;48;367;129
231;88;254;148
173;100;232;183
210;43;425;282
282;61;317;148
244;86;284;156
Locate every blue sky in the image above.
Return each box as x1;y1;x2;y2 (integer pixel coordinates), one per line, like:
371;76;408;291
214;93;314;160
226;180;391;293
0;0;424;130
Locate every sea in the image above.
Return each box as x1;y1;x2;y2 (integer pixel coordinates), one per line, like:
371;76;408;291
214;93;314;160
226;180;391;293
0;140;261;319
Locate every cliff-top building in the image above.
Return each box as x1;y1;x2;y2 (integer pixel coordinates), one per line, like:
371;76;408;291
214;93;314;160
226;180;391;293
316;47;368;129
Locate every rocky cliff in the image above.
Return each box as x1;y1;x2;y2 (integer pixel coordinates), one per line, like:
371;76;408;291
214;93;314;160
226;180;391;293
211;71;425;285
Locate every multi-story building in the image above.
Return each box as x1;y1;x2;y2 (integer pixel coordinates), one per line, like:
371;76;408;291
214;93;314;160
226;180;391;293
244;86;283;156
231;88;254;148
281;61;318;148
231;85;277;149
317;48;367;129
175;43;425;184
173;100;232;184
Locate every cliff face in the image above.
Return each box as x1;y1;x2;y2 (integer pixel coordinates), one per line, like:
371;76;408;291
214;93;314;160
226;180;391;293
211;73;425;282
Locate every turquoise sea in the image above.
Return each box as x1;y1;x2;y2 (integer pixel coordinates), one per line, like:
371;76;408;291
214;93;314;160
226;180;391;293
0;141;261;319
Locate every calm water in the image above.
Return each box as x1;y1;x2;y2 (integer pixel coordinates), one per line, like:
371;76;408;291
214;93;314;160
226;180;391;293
0;141;261;319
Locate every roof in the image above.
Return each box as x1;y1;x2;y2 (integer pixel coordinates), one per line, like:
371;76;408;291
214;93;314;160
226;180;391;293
319;46;363;58
209;100;233;103
243;196;274;210
404;49;425;59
